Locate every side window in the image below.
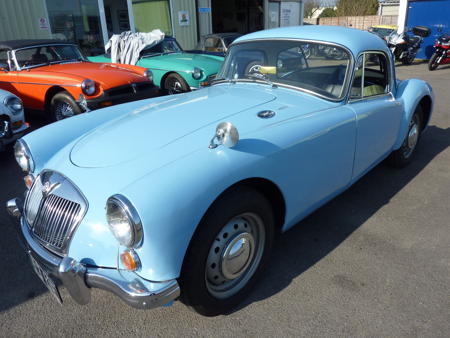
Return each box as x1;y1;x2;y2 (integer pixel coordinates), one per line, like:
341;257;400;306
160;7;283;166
350;52;389;99
205;37;220;52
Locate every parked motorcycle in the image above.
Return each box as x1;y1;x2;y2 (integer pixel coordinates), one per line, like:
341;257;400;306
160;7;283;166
428;34;450;71
387;26;430;65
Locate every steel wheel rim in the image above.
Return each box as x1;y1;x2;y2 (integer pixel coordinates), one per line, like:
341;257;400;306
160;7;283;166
54;101;74;120
167;79;183;94
403;115;419;158
205;212;265;299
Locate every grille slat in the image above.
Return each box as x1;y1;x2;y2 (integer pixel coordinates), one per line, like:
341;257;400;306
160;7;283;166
24;172;86;255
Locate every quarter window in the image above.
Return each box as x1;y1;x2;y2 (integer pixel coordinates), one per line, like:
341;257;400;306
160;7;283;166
350;52;389;99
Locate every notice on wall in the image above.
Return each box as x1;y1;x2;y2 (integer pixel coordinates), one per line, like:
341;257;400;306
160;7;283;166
280;2;300;27
178;11;190;26
38;17;49;30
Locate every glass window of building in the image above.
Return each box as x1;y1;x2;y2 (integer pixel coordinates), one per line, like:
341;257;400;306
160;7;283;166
132;0;172;35
46;0;104;55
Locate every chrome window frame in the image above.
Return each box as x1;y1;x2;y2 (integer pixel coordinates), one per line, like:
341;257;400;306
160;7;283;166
347;50;394;104
213;38;355;103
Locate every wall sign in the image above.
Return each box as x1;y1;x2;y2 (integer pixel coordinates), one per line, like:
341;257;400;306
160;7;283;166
178;11;190;26
39;17;49;30
198;7;211;13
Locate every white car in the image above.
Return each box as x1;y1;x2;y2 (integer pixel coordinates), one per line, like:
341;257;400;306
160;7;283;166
0;89;28;151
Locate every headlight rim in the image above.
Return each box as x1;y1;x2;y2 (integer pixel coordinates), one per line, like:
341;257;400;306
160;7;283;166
192;67;203;80
14;139;35;173
106;194;143;248
144;69;153;83
81;78;96;96
3;95;23;114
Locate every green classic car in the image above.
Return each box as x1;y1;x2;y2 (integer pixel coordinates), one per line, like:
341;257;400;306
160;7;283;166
88;37;224;94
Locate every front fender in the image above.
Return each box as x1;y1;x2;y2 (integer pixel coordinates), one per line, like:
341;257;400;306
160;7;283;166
393;78;434;150
121;144;279;282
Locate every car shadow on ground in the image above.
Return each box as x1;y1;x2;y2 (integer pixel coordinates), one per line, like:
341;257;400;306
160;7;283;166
233;125;450;313
0;126;448;313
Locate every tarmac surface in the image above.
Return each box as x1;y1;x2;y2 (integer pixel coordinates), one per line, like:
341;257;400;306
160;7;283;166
0;62;448;337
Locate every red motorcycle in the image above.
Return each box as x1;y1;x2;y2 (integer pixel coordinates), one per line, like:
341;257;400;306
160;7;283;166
428;34;450;70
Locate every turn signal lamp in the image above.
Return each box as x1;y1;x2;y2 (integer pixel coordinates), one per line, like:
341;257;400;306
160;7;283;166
120;249;140;271
23;174;35;189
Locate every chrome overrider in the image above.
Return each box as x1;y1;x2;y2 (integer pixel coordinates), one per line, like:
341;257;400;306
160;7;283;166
6;198;180;309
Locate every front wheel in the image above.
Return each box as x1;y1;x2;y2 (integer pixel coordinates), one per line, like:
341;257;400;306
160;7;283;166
402;53;415;65
179;186;274;316
163;73;190;95
388;106;423;168
50;91;82;122
428;52;440;71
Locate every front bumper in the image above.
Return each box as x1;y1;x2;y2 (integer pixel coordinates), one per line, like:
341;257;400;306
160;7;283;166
0;121;29;150
83;83;160;110
7;198;180;309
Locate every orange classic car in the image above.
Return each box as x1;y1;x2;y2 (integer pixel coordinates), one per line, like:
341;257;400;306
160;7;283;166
0;40;158;121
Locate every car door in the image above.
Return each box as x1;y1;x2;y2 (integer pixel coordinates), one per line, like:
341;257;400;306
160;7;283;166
348;52;402;180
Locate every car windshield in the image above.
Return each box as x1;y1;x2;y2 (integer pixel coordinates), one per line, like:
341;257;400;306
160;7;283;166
223;35;240;47
371;27;394;38
216;40;351;100
14;45;86;69
141;39;183;57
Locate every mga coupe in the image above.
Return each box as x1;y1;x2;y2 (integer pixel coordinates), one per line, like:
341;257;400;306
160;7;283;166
88;37;224;94
0;40;158;121
7;26;433;316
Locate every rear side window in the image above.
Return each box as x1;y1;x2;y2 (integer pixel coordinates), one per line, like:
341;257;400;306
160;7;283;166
350;52;389;99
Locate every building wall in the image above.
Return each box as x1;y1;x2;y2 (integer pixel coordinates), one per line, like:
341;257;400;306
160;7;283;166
0;0;51;41
170;0;198;50
379;4;400;16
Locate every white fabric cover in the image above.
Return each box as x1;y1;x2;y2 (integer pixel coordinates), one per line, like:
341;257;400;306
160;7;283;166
105;29;165;65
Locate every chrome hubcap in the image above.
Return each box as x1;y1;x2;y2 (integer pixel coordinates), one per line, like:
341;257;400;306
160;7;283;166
403;116;419;158
408;123;419;149
205;213;265;299
221;233;255;280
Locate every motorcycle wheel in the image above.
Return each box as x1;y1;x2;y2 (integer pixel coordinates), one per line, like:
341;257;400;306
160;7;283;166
402;53;415;65
428;52;440;71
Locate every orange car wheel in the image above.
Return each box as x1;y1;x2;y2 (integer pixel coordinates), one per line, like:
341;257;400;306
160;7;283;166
50;91;82;121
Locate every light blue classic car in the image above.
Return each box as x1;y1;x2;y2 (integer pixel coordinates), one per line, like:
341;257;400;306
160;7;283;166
7;26;433;316
0;89;28;151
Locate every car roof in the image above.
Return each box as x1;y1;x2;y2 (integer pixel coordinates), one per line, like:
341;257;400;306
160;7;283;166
235;25;390;57
0;39;75;50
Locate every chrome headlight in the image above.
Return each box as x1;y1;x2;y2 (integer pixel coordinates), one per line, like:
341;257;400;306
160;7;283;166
4;96;23;114
192;67;203;80
106;195;143;248
14;139;34;172
144;69;153;83
81;79;96;95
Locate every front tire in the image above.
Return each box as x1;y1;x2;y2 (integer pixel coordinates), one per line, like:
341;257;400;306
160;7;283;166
163;73;190;94
402;53;415;65
179;186;274;316
50;91;82;121
428;52;440;71
388;106;423;168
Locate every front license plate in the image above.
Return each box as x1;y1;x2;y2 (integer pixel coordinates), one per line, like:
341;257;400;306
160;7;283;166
29;254;62;304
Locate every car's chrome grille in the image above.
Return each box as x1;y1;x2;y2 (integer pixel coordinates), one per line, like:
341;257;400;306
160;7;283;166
24;171;88;256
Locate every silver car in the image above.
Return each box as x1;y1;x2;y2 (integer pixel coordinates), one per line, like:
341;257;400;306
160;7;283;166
0;89;28;151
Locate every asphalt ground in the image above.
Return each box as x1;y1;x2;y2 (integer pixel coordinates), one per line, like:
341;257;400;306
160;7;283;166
0;62;448;337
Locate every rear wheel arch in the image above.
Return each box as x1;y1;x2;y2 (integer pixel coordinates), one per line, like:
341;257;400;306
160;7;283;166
418;95;432;131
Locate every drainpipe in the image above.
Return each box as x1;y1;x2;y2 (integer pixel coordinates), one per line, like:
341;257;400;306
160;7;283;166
397;0;408;34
